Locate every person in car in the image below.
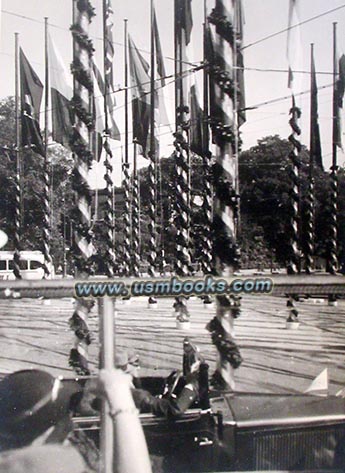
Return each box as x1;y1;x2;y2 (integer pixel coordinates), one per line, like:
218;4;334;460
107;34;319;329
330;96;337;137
79;349;200;418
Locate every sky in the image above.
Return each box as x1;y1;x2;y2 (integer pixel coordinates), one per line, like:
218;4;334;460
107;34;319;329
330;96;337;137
1;0;345;186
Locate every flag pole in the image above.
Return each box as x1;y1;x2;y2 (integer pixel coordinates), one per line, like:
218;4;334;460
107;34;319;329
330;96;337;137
69;0;95;375
147;0;157;278
207;0;243;390
328;22;338;274
201;0;212;275
131;141;140;276
173;0;191;322
305;43;315;274
102;0;116;278
13;32;21;279
122;18;131;277
42;17;52;279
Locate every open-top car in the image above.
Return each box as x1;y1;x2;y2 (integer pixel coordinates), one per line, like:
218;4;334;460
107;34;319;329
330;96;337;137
70;359;345;472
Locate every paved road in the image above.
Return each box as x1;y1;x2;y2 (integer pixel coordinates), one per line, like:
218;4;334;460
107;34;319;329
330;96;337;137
0;295;344;394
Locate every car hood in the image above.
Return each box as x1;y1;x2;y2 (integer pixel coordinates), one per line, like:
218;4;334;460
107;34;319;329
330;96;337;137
213;393;345;428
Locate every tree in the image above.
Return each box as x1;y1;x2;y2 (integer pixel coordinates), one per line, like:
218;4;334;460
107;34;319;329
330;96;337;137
239;135;345;269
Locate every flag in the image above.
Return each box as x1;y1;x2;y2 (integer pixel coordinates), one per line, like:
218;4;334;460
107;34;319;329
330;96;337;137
20;49;45;157
153;8;166;87
176;0;193;46
103;0;121;142
92;60;120;142
334;54;345;150
287;0;302;95
190;84;206;156
104;0;115;93
310;48;323;170
152;6;171;131
48;34;74;149
128;35;151;157
235;0;246;127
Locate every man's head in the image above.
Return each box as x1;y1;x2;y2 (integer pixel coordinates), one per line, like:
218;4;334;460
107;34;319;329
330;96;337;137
115;349;140;377
0;369;81;451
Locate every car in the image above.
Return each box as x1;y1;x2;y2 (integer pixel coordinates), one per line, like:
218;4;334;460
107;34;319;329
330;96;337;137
70;364;345;472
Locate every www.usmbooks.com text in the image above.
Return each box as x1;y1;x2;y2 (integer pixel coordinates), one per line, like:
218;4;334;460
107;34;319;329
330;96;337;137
74;276;273;298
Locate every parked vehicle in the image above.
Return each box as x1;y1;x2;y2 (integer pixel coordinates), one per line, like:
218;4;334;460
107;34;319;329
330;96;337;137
0;251;54;280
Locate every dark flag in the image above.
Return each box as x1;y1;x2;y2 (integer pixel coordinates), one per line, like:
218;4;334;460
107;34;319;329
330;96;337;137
20;49;45;156
48;34;74;149
190;84;206;156
153;8;166;87
334;54;345;150
176;0;193;46
235;0;246;127
128;35;151;157
310;47;323;170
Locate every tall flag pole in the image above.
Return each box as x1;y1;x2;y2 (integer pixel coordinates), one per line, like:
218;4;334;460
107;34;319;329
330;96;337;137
102;0;116;278
328;22;342;274
199;1;213;275
153;6;167;273
131;141;140;276
206;0;243;390
128;35;150;275
122;18;132;277
13;33;21;280
173;0;193;322
174;0;192;277
69;0;95;375
43;18;52;279
286;0;302;274
305;43;320;274
146;0;157;278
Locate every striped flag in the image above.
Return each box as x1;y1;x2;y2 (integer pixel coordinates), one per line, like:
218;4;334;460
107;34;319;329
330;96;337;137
104;0;114;93
48;34;74;149
20;48;45;157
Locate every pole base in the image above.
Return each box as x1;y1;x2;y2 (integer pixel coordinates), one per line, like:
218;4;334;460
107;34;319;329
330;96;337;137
285;321;300;330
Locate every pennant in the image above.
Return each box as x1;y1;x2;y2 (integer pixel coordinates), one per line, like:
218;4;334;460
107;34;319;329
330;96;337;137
310;48;323;170
287;0;302;96
304;368;328;396
334;54;345;150
128;35;151;157
48;34;74;149
20;49;45;157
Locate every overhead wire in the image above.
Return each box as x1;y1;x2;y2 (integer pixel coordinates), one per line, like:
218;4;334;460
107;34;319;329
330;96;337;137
241;3;345;51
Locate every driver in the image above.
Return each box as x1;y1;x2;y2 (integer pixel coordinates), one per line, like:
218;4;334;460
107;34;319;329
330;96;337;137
79;349;200;419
